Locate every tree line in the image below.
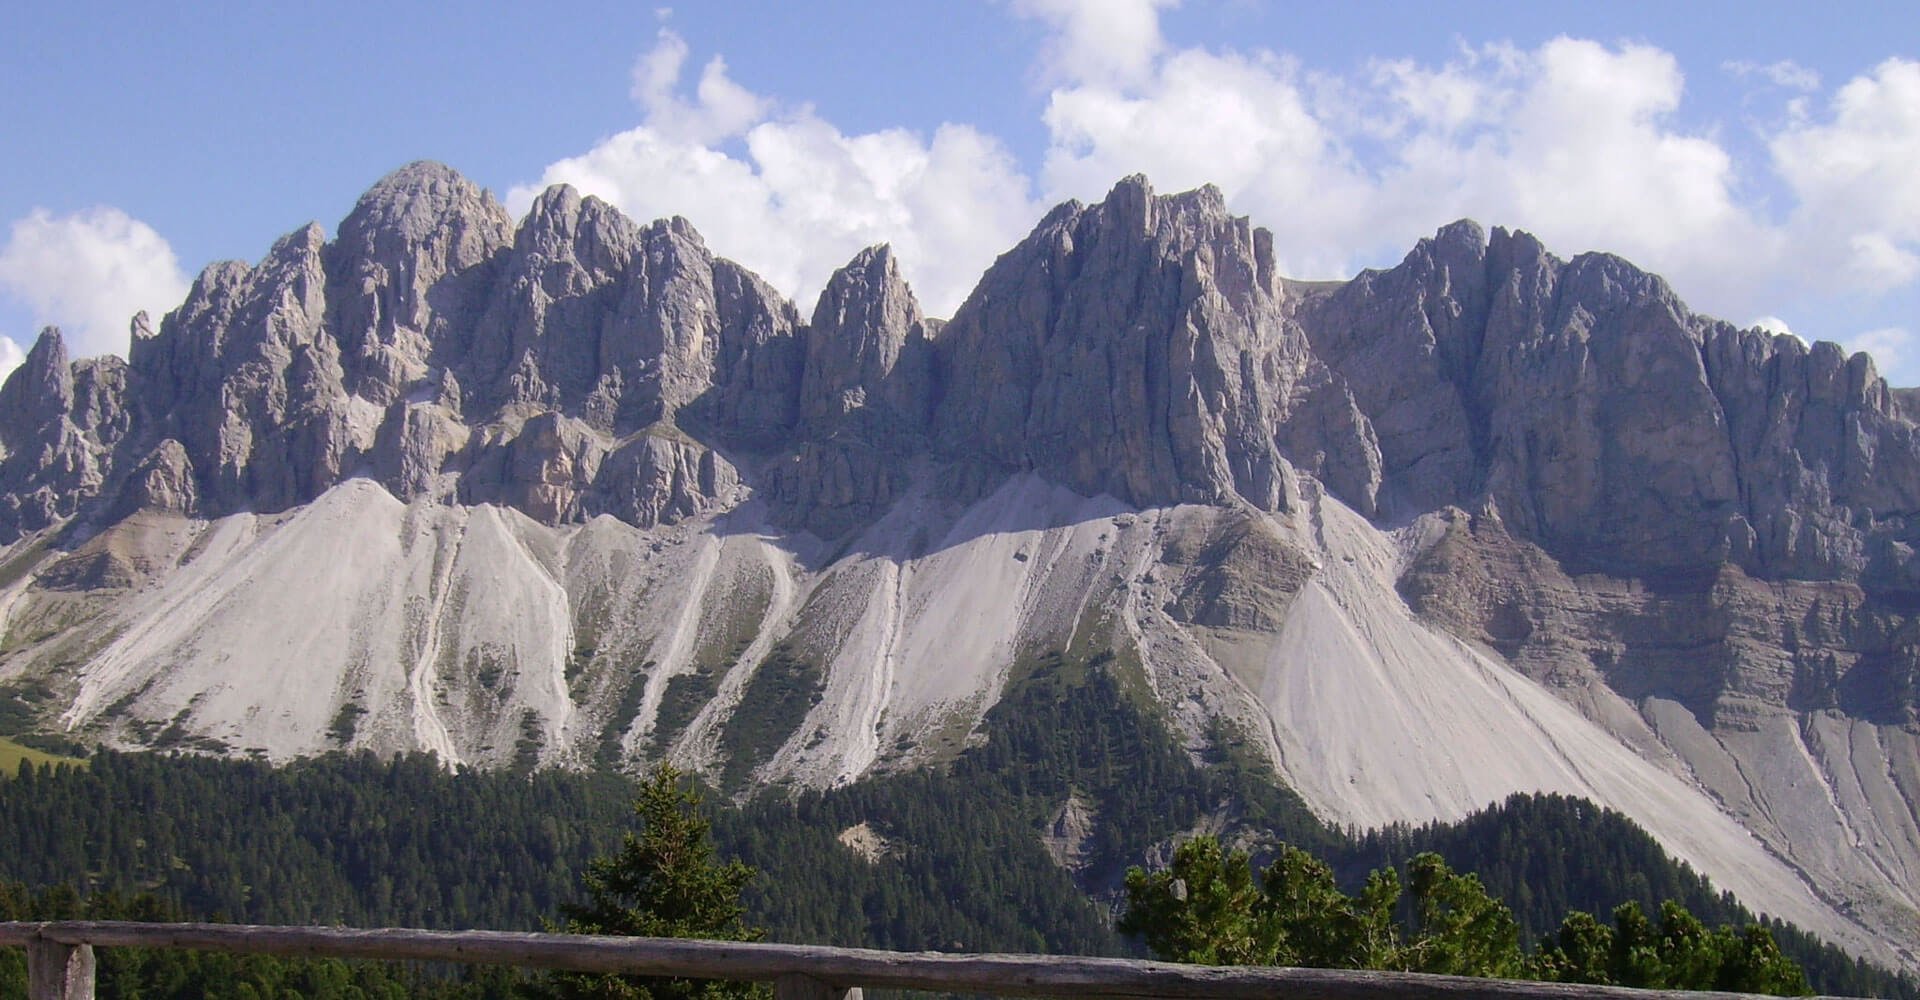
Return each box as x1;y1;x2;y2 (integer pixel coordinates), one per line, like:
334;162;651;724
0;644;1912;997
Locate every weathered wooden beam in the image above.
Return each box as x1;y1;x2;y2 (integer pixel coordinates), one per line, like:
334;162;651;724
0;921;1860;1000
774;972;860;1000
26;936;94;1000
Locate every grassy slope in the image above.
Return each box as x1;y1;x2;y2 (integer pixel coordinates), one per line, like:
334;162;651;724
0;735;86;775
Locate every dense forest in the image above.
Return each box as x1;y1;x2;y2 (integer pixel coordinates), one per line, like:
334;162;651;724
0;646;1913;998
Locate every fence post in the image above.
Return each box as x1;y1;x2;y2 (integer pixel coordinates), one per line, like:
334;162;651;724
27;936;94;1000
774;972;860;1000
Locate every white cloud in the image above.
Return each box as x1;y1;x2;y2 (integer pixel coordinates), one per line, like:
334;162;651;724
1845;326;1915;374
1033;32;1784;298
510;15;1920;382
0;206;189;361
510;31;1039;317
1725;58;1821;92
1748;315;1801;340
0;335;25;386
1374;39;1784;307
1772;59;1920;292
628;28;770;145
1041;46;1375;276
629;27;687;111
1010;0;1178;89
1025;24;1920;349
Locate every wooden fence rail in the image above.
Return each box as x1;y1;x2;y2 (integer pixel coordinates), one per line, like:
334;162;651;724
0;921;1857;1000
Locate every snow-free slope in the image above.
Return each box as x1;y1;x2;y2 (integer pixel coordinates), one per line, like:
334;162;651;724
7;470;1911;967
1141;487;1911;965
3;163;1920;970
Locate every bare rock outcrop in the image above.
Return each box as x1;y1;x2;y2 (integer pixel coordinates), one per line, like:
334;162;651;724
934;176;1366;513
9;162;1920;584
0;328;132;540
78;163;809;530
325;160;515;405
6;162;1920;966
1304;221;1920;583
1159;508;1317;630
768;245;932;537
802;244;931;434
113;438;198;518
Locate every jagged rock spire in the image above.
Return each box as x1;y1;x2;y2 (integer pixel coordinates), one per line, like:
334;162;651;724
803;244;925;429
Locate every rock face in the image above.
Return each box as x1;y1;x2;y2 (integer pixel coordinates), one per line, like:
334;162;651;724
5;161;1920;968
1297;225;1920;585
97;162;805;535
0;328;133;539
935;177;1332;512
20;161;1914;580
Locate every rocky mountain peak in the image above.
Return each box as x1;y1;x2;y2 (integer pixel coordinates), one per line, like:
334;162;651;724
648;215;706;248
1099;173;1157;232
516;183;642;270
4;327;74;420
1411;219;1492;302
830;242;899;286
1077;174;1238;256
1093;173;1230;238
274;221;329;260
336;161;509;256
6;163;1920;969
931;174;1309;511
0;326;132;540
10;162;1920;580
802;243;925;430
324;162;515;405
1430;217;1487;253
634;213;713;289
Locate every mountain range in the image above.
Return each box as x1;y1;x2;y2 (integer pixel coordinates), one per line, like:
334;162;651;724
0;161;1915;969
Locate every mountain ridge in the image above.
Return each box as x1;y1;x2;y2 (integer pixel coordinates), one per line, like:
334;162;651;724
0;161;1917;970
7;160;1916;582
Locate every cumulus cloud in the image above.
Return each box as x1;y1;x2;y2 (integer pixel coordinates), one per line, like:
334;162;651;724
1041;46;1375;277
628;28;770;145
0;335;25;386
1027;21;1920;351
1846;326;1916;374
511;13;1920;381
509;31;1039;317
1771;59;1920;292
0;206;189;360
1010;0;1178;89
1748;315;1800;339
1036;32;1786;303
1375;39;1784;307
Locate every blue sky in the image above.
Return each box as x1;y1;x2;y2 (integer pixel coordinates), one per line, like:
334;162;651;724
2;1;1916;383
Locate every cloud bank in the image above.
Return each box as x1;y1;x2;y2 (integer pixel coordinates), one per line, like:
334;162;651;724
3;5;1915;387
507;5;1920;383
508;27;1042;319
0;206;189;378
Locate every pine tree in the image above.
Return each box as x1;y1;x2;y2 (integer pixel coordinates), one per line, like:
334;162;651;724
1118;836;1271;965
539;765;767;1000
1120;837;1809;996
1398;852;1525;978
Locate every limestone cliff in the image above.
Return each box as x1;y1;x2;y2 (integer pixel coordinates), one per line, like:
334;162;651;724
1;162;1917;967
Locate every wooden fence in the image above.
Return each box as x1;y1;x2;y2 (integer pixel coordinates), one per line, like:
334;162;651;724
0;921;1856;1000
